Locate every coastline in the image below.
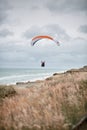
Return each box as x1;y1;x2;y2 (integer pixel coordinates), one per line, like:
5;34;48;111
0;66;87;130
0;68;65;85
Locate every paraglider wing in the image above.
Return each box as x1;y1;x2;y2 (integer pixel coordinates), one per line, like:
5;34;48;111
31;35;59;46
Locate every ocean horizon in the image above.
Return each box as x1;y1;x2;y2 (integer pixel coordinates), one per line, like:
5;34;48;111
0;68;65;85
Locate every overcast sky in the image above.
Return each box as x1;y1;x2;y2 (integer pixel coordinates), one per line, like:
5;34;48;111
0;0;87;69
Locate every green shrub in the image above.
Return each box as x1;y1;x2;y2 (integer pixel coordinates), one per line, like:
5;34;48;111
0;85;16;99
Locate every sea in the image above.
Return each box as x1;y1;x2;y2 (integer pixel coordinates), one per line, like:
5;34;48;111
0;68;64;85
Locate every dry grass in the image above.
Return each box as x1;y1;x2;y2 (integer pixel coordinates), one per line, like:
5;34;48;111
0;67;87;130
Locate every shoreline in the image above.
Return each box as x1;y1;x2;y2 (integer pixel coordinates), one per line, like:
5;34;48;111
0;66;87;88
0;70;65;86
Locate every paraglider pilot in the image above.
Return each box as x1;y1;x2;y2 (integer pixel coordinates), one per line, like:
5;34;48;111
41;61;45;67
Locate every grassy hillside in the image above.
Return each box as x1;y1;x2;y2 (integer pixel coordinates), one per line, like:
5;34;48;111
0;66;87;130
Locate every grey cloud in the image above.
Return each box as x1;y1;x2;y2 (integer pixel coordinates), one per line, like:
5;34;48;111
68;37;87;54
0;0;11;24
24;26;42;39
0;12;7;24
79;25;87;33
24;24;71;42
0;29;13;37
45;0;87;13
9;0;87;13
10;0;43;10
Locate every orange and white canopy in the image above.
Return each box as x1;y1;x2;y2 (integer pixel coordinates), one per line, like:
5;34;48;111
31;35;59;46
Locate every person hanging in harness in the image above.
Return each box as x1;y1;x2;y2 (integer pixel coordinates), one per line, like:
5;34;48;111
41;61;45;67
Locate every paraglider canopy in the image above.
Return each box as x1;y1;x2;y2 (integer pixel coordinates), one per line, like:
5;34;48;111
31;35;60;46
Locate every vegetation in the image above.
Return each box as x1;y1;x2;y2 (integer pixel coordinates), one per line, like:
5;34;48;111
0;66;87;130
0;85;16;99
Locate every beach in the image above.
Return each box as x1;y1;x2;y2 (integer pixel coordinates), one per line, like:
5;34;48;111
0;66;87;130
